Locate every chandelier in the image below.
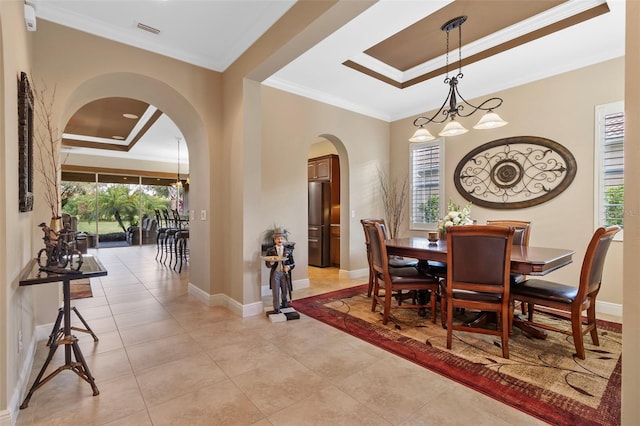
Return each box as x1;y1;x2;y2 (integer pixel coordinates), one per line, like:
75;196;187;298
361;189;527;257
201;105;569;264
409;16;507;142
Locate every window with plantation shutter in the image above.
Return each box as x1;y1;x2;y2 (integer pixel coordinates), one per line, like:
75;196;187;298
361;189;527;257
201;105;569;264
410;139;444;230
595;101;624;239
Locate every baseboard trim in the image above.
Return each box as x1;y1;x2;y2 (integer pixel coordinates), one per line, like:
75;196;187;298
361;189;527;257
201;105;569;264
0;409;12;426
597;300;622;319
188;282;264;318
339;267;368;280
8;333;38;426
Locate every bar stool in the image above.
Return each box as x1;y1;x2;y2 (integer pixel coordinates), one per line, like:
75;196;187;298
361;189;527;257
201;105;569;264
174;229;189;272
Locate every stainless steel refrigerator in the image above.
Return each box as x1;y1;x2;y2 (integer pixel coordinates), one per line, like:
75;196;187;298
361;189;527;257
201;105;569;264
308;181;331;267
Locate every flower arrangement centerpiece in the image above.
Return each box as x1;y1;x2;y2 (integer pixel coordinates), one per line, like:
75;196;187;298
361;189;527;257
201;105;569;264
438;200;473;237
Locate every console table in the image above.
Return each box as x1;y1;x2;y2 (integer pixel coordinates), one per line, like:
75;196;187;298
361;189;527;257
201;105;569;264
19;255;107;409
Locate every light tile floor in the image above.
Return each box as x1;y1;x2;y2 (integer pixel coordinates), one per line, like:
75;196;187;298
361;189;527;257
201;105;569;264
16;245;546;425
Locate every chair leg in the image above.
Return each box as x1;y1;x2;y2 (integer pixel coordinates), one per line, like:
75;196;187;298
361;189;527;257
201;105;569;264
371;277;380;313
527;303;535;321
587;297;600;346
440;292;447;329
155;233;163;260
430;290;437;324
446;298;453;349
366;267;374;297
382;287;393;325
571;308;586;359
500;306;510;359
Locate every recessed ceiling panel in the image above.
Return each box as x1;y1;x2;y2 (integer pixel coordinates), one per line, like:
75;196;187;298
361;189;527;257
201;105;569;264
365;1;567;72
64;97;149;140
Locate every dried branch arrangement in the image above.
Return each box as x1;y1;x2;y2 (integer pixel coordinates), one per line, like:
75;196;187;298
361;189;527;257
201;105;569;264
377;168;408;239
32;78;62;218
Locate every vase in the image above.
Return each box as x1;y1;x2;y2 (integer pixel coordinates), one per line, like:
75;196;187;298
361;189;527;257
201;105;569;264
438;229;446;241
50;216;62;233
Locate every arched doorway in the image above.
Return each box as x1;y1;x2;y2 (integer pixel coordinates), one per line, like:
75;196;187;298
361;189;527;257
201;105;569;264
308;134;350;272
60;97;190;248
59;72;212;293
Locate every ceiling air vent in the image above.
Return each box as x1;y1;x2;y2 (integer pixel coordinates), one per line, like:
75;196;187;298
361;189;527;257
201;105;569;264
136;22;160;35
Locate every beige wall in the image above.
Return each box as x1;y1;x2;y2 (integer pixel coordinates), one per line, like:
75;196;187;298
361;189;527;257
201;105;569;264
261;85;389;278
623;2;639;423
309;139;339;158
2;1;637;423
29;20;221;306
390;57;624;310
0;2;38;421
221;1;374;311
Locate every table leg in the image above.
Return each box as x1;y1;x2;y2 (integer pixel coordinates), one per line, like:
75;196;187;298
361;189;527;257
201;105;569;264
20;278;100;409
46;308;64;346
512;314;548;339
20;338;60;408
71;306;99;342
47;306;98;346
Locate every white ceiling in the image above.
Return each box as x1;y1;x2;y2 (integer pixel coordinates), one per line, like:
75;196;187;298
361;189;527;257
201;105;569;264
32;0;626;164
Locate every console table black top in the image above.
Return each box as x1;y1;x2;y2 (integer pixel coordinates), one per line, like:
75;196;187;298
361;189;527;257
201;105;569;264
20;255;108;286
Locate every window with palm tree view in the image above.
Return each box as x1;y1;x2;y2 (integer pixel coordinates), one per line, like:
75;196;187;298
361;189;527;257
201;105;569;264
62;172;187;248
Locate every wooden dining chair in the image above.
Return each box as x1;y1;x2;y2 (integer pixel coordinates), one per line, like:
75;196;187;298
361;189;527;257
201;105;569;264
366;221;440;324
440;225;515;358
486;220;532;285
510;225;620;359
360;218;417;297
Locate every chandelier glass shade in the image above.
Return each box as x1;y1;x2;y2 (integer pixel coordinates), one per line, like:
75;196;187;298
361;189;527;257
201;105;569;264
409;16;507;142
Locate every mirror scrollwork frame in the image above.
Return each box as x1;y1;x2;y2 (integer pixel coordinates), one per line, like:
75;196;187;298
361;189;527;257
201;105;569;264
18;72;34;212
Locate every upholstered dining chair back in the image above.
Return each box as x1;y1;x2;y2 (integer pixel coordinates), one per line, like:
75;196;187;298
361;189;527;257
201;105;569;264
510;225;620;359
486;220;531;286
365;221;440;324
443;225;515;358
583;226;618;296
486;220;531;246
360;218;417;297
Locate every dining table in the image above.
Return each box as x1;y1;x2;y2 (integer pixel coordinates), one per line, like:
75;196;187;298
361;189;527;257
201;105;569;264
385;236;576;338
385;237;575;276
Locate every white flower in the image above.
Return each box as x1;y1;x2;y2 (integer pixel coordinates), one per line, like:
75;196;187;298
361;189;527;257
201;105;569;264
439;200;473;230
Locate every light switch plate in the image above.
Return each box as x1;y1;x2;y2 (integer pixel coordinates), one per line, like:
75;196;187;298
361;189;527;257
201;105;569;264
200;210;206;221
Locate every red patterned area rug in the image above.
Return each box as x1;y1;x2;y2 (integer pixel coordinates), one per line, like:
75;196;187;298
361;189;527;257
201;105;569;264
292;284;621;426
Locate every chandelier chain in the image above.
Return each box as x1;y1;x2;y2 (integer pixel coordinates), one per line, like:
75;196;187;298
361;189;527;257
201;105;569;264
457;23;462;75
445;27;450;79
409;15;507;140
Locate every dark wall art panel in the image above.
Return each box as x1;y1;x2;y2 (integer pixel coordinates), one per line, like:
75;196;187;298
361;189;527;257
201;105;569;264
454;136;576;209
18;71;35;212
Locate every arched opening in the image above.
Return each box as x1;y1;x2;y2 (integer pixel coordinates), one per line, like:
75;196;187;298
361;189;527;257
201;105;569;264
60;97;190;249
308;134;350;273
59;72;211;292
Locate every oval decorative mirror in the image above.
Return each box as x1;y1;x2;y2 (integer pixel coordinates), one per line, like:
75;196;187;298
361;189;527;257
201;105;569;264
454;136;576;209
